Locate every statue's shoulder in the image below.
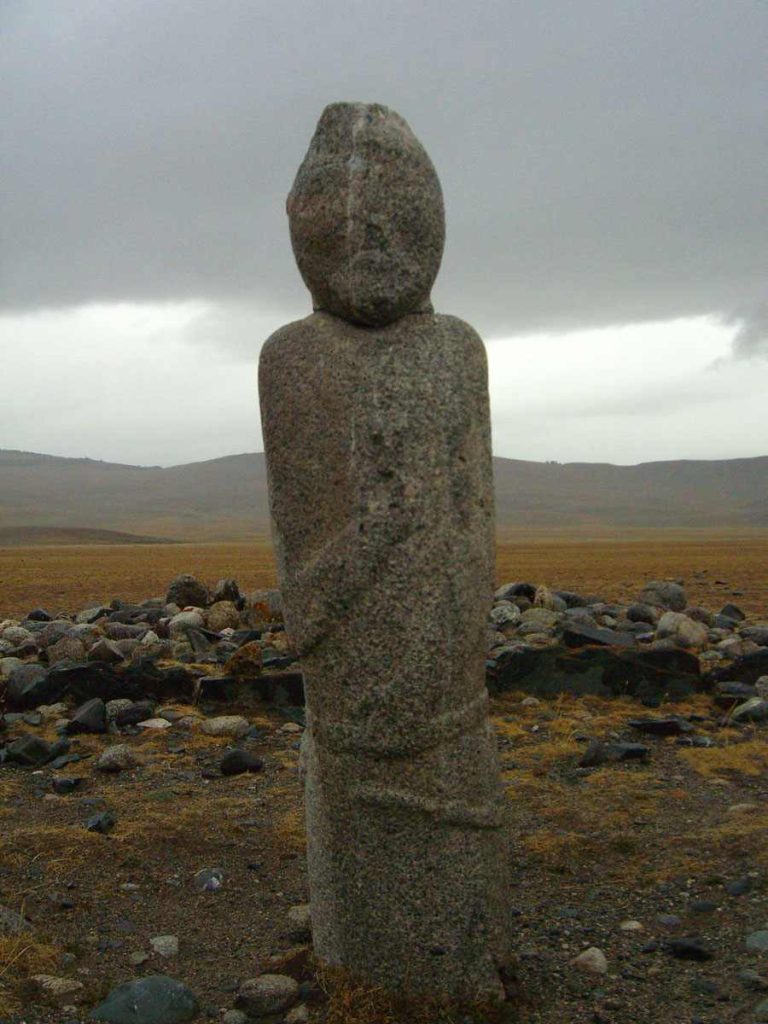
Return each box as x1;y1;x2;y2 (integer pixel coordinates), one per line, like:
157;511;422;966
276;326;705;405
260;313;323;364
429;313;486;362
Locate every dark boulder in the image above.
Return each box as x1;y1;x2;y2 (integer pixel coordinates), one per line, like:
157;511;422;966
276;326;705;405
6;663;62;709
47;661;138;703
66;697;108;734
707;650;768;687
220;749;264;776
562;623;636;648
488;644;704;702
166;574;209;609
115;700;156;728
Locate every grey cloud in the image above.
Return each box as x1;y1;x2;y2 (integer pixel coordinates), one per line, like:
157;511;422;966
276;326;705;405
728;302;768;360
1;0;766;337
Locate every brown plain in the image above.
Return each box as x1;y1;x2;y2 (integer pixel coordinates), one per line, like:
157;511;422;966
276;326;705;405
0;528;766;619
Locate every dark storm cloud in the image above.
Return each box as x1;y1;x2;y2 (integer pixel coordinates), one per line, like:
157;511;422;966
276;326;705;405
1;0;766;336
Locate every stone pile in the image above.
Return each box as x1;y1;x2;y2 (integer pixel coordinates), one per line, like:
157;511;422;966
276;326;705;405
0;574;300;767
486;578;768;713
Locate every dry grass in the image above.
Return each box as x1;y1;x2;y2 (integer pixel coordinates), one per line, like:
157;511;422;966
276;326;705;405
319;965;519;1024
1;530;767;618
677;737;768;777
0;930;60;1015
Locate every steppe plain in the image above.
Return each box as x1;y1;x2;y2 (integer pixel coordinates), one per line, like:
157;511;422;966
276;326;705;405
1;530;767;1023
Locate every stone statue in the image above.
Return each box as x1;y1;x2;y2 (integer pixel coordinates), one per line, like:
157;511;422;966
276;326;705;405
259;102;512;1000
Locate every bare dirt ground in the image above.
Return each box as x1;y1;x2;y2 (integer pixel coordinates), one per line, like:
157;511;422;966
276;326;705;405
1;529;766;619
2;691;768;1023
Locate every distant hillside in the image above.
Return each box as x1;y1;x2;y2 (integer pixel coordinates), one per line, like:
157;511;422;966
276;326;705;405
0;448;766;541
0;526;181;547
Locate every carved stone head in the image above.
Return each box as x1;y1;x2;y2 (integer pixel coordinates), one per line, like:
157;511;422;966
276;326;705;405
287;102;445;327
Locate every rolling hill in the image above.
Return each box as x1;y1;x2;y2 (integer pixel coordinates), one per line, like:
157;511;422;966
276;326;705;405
0;448;766;541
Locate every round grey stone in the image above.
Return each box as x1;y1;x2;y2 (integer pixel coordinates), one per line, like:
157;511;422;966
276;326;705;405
90;974;199;1023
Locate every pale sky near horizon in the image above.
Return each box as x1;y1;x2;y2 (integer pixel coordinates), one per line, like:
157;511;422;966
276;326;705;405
1;1;766;467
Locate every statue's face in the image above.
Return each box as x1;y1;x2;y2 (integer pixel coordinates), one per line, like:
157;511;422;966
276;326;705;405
287;103;445;327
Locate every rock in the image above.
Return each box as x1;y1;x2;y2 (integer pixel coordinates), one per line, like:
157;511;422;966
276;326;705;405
193;868;224;892
75;605;111;625
286;904;312;942
721;602;746;622
200;716;250;739
91;974;200;1023
212;578;242;605
725;877;752;896
89;638;126;664
285;1006;309;1024
27;607;53;622
235;974;299;1015
740;968;768;992
224;641;264;678
136;718;172;731
563;623;635;648
220;749;264;776
169;611;205;638
66;697;107;734
578;740;650;767
619;920;644;932
665;937;714;961
246;588;283;624
106;698;134;724
52;776;83;794
713;681;757;706
742;625;768;647
86;811;116;834
221;1012;248;1024
639;581;687;611
46;636;87;665
6;663;59;709
707;649;768;686
489;643;704;701
5;735;55;767
571;947;608;974
489;602;521;628
97;744;140;773
656;611;709;649
754;997;768;1022
166;574;209;610
115;700;157;728
30;974;84;1004
206;601;240;633
0;903;30;935
287;103;443;327
150;935;179;958
47;660;134;703
626;603;659;625
746;930;768;952
731;697;768;723
627;716;693;736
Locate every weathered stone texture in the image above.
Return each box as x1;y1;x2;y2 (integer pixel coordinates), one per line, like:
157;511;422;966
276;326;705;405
259;102;510;1000
287;102;444;327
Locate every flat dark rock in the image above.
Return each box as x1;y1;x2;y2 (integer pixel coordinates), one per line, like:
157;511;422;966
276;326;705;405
562;623;636;648
489;644;704;701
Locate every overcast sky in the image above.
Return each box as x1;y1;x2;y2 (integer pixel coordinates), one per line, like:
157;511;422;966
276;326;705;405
1;0;766;466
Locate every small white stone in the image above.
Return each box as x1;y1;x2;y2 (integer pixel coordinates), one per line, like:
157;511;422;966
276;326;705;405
150;934;179;958
571;946;608;974
136;718;173;730
619;920;644;932
201;715;250;738
285;1005;309;1024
